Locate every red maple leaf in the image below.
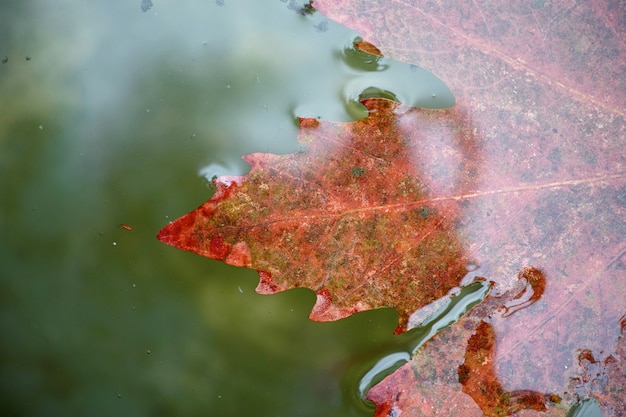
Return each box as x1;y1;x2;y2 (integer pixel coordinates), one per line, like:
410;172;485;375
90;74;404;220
159;98;482;332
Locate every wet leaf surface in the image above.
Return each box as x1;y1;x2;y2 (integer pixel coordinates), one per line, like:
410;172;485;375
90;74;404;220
158;0;625;415
159;99;479;332
368;270;559;417
312;0;626;415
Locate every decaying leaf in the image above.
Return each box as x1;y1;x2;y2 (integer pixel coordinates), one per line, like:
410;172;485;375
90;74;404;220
159;99;482;332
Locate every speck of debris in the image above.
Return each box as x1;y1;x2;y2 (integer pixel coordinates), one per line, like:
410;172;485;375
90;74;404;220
286;0;316;16
314;21;328;32
141;0;153;12
351;166;366;177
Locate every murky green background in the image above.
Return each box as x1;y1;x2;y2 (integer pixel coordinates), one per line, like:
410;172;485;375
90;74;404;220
0;1;442;416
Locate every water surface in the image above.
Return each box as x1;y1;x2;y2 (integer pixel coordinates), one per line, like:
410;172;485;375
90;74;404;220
0;1;457;416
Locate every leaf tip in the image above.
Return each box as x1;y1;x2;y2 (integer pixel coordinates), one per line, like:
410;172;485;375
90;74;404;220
255;270;280;294
309;289;369;323
156;216;203;255
298;117;320;129
310;289;333;319
156;220;180;246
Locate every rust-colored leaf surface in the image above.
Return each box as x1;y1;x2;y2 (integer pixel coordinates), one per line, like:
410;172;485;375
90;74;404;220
159;99;482;331
312;0;625;415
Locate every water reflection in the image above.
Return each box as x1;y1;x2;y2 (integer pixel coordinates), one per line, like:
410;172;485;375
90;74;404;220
1;1;430;416
3;0;622;416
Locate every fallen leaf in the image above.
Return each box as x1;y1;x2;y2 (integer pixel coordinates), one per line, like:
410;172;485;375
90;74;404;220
312;0;626;415
159;0;625;414
159;99;483;332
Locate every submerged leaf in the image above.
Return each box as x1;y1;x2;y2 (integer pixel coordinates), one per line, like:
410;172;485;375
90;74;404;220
314;0;626;415
368;269;562;416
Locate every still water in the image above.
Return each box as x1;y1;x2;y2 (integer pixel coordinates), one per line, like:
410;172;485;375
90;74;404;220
1;1;461;416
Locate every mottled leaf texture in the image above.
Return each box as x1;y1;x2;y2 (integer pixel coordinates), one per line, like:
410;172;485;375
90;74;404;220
159;99;480;332
313;0;625;415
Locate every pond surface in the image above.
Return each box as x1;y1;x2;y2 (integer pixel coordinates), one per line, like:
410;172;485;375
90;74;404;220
2;1;620;417
0;1;459;416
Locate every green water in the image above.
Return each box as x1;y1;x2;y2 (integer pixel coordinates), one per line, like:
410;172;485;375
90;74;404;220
1;1;460;416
